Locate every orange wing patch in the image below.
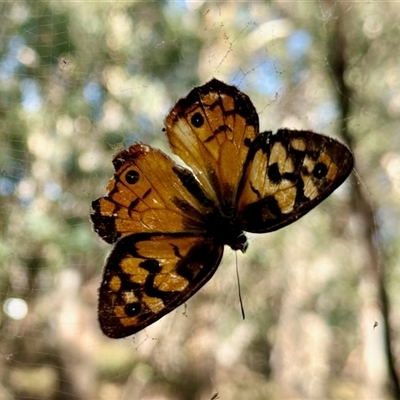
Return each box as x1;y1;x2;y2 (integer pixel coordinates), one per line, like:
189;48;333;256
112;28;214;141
91;144;214;244
165;79;259;211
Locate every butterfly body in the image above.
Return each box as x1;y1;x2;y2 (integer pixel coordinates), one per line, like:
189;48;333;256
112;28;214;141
91;79;353;338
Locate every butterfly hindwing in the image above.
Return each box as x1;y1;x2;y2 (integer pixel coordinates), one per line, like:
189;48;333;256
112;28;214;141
237;129;354;232
98;233;223;338
165;79;259;212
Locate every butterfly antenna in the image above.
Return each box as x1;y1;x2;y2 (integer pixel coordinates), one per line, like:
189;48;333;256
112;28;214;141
235;252;245;320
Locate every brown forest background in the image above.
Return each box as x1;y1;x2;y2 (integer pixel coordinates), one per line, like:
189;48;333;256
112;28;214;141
1;1;400;399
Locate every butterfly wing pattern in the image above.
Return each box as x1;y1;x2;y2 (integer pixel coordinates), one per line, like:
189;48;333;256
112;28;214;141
91;79;354;338
165;79;259;212
97;233;223;338
237;129;354;232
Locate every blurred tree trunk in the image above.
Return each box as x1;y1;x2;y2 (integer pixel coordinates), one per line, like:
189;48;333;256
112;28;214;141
328;2;400;399
271;2;400;399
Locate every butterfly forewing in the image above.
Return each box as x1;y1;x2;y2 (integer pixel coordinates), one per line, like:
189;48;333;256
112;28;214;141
91;144;213;244
165;79;259;212
98;233;223;338
237;129;354;232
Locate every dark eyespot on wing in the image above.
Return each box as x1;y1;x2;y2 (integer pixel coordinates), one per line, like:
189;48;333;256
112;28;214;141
313;162;328;179
191;112;204;128
125;302;141;317
125;170;140;185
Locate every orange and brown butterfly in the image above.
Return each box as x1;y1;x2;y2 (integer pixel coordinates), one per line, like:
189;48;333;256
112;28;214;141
91;79;353;338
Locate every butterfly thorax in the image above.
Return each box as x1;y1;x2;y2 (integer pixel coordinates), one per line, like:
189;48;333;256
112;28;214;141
204;210;248;253
171;163;248;252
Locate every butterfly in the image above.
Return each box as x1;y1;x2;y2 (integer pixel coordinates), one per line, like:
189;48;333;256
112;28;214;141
91;79;354;338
